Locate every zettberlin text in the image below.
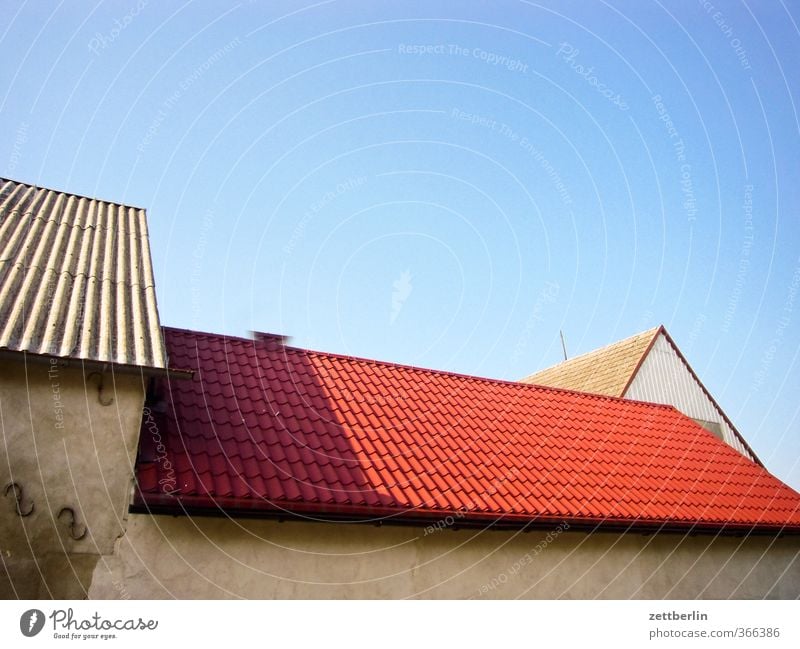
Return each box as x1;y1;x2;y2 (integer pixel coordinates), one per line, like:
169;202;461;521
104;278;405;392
649;610;708;621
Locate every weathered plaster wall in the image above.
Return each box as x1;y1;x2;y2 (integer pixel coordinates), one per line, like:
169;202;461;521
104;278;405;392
90;514;800;599
0;357;145;598
4;354;797;600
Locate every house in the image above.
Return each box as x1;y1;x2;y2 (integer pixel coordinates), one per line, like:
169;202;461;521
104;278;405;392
2;177;800;599
521;326;758;461
0;177;168;598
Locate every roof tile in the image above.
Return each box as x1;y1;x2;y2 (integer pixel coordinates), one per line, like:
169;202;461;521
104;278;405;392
133;327;800;533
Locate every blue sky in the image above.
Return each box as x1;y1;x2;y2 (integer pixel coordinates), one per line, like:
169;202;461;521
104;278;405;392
2;1;799;489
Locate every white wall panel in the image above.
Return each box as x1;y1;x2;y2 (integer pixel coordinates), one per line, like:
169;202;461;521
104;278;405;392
625;334;753;460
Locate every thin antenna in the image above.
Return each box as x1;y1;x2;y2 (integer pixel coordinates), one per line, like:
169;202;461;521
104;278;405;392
559;330;568;361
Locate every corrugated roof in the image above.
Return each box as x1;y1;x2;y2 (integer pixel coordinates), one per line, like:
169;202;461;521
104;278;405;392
0;177;166;369
521;327;659;396
132;327;800;533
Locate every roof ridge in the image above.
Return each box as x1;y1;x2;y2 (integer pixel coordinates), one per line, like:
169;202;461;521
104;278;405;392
0;176;147;212
160;325;680;410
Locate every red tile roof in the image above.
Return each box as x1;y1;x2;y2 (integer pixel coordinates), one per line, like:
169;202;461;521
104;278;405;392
132;327;800;534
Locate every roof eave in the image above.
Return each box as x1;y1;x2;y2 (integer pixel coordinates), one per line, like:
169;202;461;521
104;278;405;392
130;494;800;537
0;348;192;378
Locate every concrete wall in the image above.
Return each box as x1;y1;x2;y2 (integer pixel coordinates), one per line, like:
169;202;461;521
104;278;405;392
89;515;800;599
0;356;146;598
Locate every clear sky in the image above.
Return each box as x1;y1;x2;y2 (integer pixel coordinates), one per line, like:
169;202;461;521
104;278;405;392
1;1;799;489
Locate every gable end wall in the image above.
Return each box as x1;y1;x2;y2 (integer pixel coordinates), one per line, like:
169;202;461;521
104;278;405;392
624;334;754;460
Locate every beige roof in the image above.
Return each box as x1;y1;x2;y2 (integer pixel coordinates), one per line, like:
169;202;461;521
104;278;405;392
521;327;660;396
0;177;167;369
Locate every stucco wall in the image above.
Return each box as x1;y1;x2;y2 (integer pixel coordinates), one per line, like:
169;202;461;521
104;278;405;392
0;356;146;598
4;354;797;600
89;514;800;599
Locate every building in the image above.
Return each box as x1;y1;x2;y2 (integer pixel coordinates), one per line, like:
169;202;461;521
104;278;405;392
522;326;757;461
2;177;799;599
0;178;167;598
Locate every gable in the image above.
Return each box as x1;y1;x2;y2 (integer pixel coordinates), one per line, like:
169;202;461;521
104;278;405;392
521;327;658;396
625;332;756;461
